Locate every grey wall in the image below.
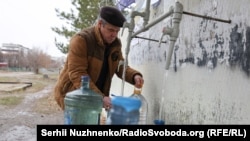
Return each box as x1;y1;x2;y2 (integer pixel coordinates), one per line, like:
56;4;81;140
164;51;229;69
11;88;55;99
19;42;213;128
111;0;250;124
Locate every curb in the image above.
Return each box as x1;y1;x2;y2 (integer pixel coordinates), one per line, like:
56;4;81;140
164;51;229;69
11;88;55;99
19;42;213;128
0;82;32;92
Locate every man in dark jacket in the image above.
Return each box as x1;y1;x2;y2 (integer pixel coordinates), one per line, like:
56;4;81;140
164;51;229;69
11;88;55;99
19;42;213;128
54;6;144;110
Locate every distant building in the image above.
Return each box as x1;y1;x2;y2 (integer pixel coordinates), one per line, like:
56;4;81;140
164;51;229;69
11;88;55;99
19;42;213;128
0;43;30;56
0;43;30;70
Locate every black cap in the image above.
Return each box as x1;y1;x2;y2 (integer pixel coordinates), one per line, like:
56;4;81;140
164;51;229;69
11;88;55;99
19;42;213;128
100;6;126;27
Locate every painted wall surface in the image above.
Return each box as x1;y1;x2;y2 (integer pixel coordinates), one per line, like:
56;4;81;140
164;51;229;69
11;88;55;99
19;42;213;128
110;0;250;124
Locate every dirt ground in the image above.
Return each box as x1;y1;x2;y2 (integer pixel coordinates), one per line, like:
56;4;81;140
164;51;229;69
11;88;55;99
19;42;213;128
0;71;64;141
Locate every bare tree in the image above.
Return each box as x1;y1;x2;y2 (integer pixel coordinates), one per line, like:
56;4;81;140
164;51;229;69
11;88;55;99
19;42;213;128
27;47;51;74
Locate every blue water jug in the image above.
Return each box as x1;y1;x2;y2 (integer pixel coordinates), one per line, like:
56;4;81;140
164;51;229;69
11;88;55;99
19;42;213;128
64;75;103;124
108;96;141;125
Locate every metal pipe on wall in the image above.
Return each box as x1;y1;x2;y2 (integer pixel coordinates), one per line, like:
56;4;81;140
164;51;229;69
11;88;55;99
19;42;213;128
165;2;183;70
120;0;181;96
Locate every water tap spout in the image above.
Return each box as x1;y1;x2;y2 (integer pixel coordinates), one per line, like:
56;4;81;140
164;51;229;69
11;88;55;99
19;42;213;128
165;2;183;70
158;26;173;47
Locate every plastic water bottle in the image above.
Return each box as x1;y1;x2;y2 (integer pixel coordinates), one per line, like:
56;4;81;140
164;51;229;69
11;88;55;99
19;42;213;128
108;96;141;125
130;86;148;124
64;75;103;125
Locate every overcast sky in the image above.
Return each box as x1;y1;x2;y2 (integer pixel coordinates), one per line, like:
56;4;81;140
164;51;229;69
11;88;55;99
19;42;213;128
0;0;72;57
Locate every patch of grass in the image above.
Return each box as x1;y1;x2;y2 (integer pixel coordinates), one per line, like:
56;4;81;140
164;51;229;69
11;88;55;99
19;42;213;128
8;74;58;94
0;72;59;101
24;80;47;93
0;96;24;106
0;77;19;82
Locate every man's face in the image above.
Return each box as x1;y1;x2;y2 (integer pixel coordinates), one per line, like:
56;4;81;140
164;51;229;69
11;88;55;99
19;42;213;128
99;20;120;44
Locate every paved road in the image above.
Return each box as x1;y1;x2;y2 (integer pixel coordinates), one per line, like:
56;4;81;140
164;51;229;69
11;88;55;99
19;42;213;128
0;85;63;141
0;71;63;141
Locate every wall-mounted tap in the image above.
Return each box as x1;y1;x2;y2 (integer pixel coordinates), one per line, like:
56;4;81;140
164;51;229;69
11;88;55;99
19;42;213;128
158;25;173;47
120;1;182;95
120;0;151;96
163;2;183;70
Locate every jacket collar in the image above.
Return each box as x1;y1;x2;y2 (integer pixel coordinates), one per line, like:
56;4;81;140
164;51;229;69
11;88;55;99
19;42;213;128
94;25;105;47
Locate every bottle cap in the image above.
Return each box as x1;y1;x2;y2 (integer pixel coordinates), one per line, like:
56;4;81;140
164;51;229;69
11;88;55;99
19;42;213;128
81;75;89;82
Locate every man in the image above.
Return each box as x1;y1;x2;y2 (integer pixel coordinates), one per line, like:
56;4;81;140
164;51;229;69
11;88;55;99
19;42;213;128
54;6;144;110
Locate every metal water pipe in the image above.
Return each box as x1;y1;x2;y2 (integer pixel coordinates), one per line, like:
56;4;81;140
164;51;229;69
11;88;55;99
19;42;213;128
131;4;175;38
120;1;182;95
120;0;151;96
119;0;231;95
162;2;183;70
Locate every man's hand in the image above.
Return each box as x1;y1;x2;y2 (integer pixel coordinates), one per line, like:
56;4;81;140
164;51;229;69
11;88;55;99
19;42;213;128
134;74;144;88
103;96;111;110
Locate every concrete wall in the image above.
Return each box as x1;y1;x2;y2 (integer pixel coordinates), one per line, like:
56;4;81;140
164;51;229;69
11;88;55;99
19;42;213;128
110;0;250;124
